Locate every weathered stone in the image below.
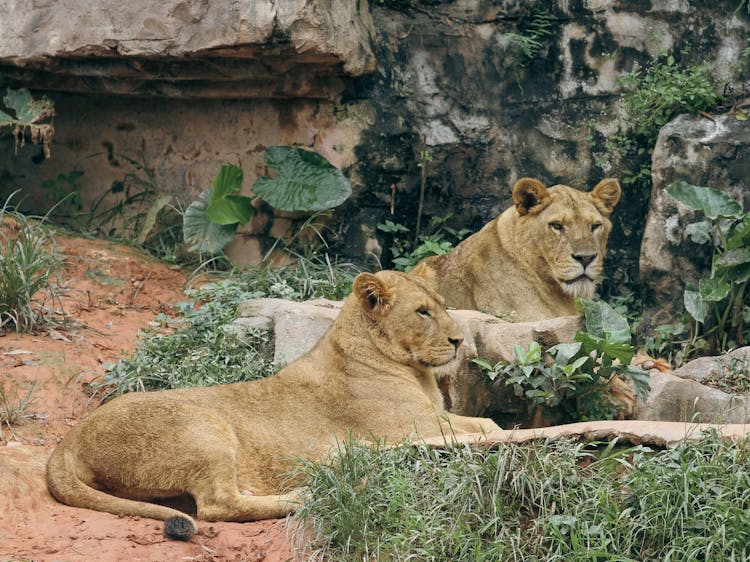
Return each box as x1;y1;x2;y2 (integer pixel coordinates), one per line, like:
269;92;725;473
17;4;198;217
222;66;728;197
0;0;376;98
1;2;746;284
673;346;750;386
635;370;750;424
640;114;750;332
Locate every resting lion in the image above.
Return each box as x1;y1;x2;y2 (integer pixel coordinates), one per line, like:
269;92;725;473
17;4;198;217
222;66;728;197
412;177;621;322
46;270;500;540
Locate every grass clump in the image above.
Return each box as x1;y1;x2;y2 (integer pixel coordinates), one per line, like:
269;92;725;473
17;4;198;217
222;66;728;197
0;199;62;332
295;434;750;561
98;256;358;397
0;380;37;426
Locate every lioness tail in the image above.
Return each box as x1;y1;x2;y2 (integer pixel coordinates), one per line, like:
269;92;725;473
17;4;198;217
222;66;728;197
46;445;197;540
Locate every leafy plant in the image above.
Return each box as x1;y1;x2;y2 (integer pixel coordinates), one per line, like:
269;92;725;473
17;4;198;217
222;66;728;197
619;53;721;150
183;147;352;254
0;88;55;158
505;9;554;69
0;379;37;426
378;214;469;272
0;196;62;332
611;52;722;197
40;170;85;215
666;181;750;355
473;299;650;422
96;255;358;398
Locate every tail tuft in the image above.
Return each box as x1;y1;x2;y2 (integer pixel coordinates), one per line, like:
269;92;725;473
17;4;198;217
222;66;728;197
164;515;196;541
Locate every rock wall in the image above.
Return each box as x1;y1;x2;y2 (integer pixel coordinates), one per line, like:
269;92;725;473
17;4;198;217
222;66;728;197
1;1;747;290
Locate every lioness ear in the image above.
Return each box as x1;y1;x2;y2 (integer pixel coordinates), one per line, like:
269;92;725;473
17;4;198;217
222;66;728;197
410;263;436;286
353;273;391;315
591;178;621;215
512;178;549;216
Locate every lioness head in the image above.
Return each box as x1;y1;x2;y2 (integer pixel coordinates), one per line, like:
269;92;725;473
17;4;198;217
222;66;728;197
352;270;464;369
512;177;621;300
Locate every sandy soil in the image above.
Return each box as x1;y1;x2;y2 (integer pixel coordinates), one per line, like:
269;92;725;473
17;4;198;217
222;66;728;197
0;230;296;562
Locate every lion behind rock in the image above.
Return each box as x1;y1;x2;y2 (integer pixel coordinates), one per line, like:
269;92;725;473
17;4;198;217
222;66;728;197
46;270;500;540
413;177;621;322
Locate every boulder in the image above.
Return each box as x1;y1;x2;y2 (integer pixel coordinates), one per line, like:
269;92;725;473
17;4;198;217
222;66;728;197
639;114;750;333
635;347;750;424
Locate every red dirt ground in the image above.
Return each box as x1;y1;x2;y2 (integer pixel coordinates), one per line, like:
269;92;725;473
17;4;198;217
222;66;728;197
0;230;296;562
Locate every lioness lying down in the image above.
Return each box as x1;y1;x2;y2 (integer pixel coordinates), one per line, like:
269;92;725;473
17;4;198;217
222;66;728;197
413;177;621;322
47;270;500;540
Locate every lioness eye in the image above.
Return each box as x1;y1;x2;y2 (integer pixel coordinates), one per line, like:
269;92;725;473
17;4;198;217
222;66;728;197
591;222;602;232
417;307;431;318
550;222;564;233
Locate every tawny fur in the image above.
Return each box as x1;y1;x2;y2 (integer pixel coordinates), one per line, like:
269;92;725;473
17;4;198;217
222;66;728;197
413;177;621;322
46;271;501;537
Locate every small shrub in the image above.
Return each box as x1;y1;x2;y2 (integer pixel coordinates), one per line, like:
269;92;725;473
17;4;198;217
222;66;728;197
0;379;37;426
0;199;62;332
378;215;469;272
97;256;358;397
619;53;721;150
473;299;650;422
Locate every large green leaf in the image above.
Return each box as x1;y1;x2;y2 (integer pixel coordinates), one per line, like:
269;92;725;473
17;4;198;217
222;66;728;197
206;194;254;225
685;220;713;245
577;299;631;344
210;163;244;201
698;277;731;302
575;332;634;365
183;191;237;254
252;146;352;212
204;164;254;225
684;288;708;323
715;247;750;268
666;181;742;219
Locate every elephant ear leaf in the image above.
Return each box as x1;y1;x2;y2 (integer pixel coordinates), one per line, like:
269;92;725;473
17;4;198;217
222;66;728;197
183;191;237;254
252;146;352;212
666;181;742;219
205;164;254;225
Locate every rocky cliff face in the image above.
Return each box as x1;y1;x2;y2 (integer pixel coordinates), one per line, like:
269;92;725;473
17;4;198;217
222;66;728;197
0;1;747;294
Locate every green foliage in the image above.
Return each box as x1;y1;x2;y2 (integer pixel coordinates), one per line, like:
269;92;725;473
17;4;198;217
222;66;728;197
666;181;750;355
253;146;352;212
96;256;358;398
183;148;352;255
612;51;722;197
0;88;55;157
40;170;84;215
378;215;469;272
0;197;62;332
0;379;37;426
619;54;721;149
505;9;554;69
473;299;649;422
296;434;750;561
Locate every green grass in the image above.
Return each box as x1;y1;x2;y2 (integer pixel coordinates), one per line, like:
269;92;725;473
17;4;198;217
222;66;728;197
0;379;37;426
294;433;750;561
96;255;358;398
0;200;62;332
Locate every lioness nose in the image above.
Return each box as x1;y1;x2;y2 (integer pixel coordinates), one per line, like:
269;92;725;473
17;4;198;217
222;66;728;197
572;253;596;267
449;336;463;350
